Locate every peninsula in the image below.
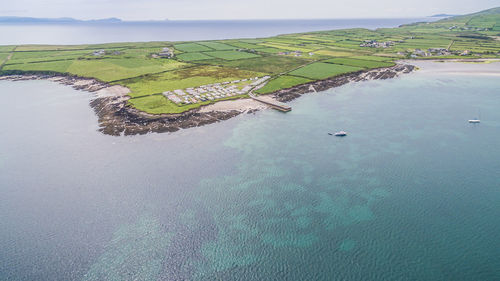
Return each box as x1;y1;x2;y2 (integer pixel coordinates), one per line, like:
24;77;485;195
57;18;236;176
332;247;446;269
1;7;499;135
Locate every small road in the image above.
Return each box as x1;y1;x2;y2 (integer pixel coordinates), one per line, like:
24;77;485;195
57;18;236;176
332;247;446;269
0;47;16;70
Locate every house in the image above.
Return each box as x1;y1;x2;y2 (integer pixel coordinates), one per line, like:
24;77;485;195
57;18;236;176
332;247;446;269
158;47;174;58
359;40;394;48
428;48;451;56
166;94;182;104
93;49;105;56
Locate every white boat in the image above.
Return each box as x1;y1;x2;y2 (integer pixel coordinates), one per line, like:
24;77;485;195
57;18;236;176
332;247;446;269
468;119;480;123
334;131;347;136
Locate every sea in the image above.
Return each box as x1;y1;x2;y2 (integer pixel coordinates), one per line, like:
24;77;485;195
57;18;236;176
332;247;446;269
1;18;500;281
1;60;499;280
0;18;438;45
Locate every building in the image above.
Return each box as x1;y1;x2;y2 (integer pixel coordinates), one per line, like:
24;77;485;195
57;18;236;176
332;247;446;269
158;47;174;58
93;50;105;56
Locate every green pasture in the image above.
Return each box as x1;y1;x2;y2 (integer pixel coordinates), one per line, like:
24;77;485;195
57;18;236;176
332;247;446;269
2;60;73;73
123;66;264;97
256;75;311;94
324;58;395;68
173;43;212;52
197;41;235;50
201;56;308;74
204;50;260;60
289;62;362;79
176;52;213;61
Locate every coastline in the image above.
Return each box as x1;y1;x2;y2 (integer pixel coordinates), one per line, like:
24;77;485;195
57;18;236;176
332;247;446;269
0;64;417;136
14;59;499;135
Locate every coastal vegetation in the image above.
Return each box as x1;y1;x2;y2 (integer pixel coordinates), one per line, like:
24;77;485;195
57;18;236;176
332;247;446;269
1;7;499;114
288;62;362;80
123;65;264;97
256;76;312;94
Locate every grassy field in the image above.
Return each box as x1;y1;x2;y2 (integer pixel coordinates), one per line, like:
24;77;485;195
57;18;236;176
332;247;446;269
256;75;312;94
123;65;264;98
201;56;309;74
173;43;213;52
3;60;74;73
128;95;208;114
197;41;235;50
128;93;247;114
4;58;188;82
289;62;363;79
324;58;395;68
0;53;10;62
176;52;213;61
203;50;260;60
1;7;499;115
349;55;397;62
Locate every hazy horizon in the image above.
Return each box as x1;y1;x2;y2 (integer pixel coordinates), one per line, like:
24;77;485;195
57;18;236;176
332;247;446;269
0;0;498;21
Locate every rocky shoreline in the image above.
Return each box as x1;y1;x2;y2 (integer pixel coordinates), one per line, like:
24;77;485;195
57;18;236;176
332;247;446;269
272;64;415;102
0;63;415;136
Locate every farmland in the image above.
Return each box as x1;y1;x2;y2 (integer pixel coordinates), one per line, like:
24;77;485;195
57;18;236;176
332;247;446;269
289;63;363;80
204;50;260;60
324;58;395;68
1;7;499;115
256;76;312;94
122;65;264;98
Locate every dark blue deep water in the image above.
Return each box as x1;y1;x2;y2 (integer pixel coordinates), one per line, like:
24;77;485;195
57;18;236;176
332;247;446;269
1;61;500;280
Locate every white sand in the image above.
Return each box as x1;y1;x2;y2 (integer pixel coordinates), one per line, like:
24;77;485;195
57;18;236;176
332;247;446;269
401;59;500;76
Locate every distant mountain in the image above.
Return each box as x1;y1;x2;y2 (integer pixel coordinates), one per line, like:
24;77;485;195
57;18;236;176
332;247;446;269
0;16;122;23
430;14;458;17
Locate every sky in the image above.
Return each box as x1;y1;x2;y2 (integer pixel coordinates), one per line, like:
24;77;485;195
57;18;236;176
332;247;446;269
0;0;498;20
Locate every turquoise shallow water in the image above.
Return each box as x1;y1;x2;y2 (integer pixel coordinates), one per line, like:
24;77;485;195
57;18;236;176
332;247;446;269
1;62;500;280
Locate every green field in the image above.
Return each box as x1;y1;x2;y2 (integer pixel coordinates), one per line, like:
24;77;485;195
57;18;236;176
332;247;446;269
3;60;74;73
0;53;10;62
224;41;262;49
349;55;397;62
128;95;208;114
123;65;264;98
176;52;213;61
256;75;312;94
1;7;499;115
289;62;363;79
197;41;235;50
4;58;188;82
0;46;15;52
201;56;309;74
254;47;283;54
204;50;260;60
173;43;213;52
324;58;395;68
